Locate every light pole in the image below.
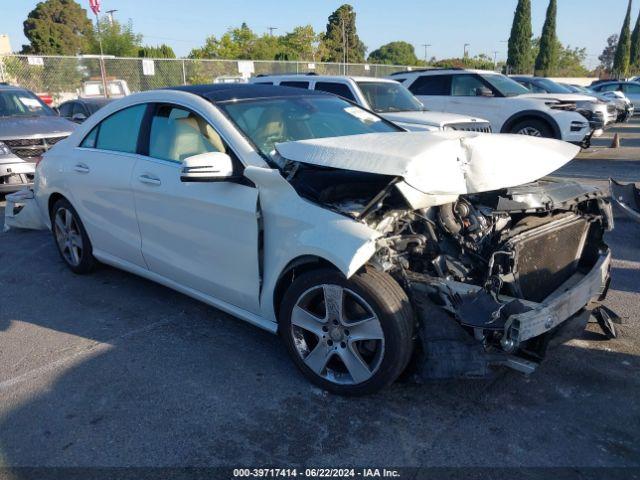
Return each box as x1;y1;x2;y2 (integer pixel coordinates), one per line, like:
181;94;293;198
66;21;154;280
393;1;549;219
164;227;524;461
464;43;470;58
267;26;278;36
493;50;498;70
422;44;432;64
105;9;117;25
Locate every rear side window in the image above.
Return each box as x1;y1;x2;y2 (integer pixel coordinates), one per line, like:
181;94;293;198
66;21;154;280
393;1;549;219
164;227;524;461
408;75;452;95
254;81;273;85
596;83;620;92
623;83;640;94
314;82;356;101
81;104;146;153
281;81;310;89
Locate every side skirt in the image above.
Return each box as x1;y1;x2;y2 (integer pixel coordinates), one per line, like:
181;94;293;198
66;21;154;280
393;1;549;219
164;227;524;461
93;250;278;334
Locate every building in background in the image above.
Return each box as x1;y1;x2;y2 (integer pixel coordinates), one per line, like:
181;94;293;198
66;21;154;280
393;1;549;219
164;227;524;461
0;35;12;54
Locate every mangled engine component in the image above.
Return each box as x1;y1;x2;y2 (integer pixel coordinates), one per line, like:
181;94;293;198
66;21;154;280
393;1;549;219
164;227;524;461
366;180;614;380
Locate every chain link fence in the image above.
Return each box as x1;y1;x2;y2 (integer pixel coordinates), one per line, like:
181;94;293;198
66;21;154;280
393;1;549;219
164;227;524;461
0;55;411;104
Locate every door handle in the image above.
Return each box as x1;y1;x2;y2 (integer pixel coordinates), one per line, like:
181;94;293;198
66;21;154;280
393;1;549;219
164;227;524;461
138;174;161;186
74;163;90;173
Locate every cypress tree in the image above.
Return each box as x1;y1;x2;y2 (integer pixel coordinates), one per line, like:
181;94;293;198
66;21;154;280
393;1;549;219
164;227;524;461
613;0;633;78
534;0;558;76
630;9;640;70
507;0;533;74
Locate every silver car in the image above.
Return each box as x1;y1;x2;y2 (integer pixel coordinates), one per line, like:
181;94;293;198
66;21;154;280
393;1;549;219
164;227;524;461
0;85;75;193
591;81;640;112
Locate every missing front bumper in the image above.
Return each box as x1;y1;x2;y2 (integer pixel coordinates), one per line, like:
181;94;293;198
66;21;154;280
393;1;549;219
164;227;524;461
3;189;48;232
409;250;611;380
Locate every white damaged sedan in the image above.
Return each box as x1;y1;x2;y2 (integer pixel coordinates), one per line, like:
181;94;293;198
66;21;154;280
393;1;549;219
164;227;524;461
6;85;615;395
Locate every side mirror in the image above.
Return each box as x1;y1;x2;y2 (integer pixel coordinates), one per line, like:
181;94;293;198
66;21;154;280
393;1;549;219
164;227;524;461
180;152;235;182
72;112;87;123
476;87;494;97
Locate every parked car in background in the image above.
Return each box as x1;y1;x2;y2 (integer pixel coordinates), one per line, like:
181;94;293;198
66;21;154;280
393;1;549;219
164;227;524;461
390;69;594;146
591;81;640;112
0;84;75;192
58;98;113;123
560;83;634;122
6;85;615;395
80;79;130;99
252;74;492;132
511;76;616;129
214;76;248;84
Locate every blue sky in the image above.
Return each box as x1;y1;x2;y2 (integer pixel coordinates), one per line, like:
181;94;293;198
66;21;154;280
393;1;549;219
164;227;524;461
0;0;632;67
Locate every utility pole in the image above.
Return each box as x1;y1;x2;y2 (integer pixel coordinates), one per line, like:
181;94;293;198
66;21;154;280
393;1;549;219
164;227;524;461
341;15;346;75
464;43;470;58
267;26;278;36
493;50;498;70
422;44;431;64
105;9;117;26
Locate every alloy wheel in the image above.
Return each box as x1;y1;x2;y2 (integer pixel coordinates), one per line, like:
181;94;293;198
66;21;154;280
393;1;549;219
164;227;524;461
290;284;385;385
53;207;84;267
517;126;543;137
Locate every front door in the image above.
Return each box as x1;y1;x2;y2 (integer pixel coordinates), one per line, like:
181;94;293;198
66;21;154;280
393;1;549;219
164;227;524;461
132;103;261;313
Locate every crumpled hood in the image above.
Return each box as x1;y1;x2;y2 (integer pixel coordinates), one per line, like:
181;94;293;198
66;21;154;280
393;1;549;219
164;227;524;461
0;116;76;140
381;110;484;128
275;131;580;196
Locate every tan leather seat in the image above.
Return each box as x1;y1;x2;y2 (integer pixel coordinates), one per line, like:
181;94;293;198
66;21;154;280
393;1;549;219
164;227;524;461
150;115;226;162
253;108;285;150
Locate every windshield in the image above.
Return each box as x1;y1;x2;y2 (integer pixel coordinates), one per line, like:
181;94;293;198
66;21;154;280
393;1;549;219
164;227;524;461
219;96;401;164
531;78;572;94
0;90;53;117
479;74;529;97
356;81;424;113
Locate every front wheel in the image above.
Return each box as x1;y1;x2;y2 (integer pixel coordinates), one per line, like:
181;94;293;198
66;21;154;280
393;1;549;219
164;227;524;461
279;267;414;396
510;118;554;138
51;198;97;274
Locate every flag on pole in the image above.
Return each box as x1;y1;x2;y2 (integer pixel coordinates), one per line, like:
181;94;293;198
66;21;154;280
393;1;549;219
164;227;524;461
89;0;101;15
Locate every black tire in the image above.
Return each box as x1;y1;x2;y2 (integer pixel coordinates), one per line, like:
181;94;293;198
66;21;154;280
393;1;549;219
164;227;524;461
510;118;555;138
50;198;97;274
279;267;414;396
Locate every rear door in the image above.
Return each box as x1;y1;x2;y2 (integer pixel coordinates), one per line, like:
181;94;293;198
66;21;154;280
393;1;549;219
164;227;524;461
70;103;148;267
406;74;452;111
132;103;261;313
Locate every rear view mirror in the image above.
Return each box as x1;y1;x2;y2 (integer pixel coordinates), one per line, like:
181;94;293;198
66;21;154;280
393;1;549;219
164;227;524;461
72;113;87;123
180;152;235;182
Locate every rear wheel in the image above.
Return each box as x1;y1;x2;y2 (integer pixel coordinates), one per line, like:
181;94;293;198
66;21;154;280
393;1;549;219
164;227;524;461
280;267;414;396
51;198;96;274
510;118;554;138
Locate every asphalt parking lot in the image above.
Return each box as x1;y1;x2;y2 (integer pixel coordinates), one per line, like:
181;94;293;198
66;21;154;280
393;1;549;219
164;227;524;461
0;124;639;470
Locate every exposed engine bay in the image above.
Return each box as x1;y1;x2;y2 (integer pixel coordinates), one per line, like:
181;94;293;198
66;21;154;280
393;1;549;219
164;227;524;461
287;162;616;379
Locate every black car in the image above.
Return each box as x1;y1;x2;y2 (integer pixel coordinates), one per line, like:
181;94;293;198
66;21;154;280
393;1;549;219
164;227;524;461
58;97;113;123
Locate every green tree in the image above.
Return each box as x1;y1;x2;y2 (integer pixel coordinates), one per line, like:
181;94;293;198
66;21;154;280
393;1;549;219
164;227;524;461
22;0;94;55
532;37;590;77
507;0;533;74
91;18;142;57
534;0;558;76
599;34;618;72
368;41;418;65
631;10;640;70
321;4;366;63
280;26;322;61
613;0;633;78
138;44;176;58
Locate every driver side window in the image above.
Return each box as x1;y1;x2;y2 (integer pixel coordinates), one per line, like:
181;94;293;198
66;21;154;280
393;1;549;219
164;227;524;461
451;75;489;96
148;105;226;163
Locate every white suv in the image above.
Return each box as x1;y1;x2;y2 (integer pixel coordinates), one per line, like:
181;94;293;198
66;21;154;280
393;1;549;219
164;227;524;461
390;69;593;146
251;74;492;133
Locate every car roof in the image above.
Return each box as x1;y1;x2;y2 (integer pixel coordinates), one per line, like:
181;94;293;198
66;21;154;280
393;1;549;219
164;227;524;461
390;68;497;76
0;84;30;93
166;83;330;102
253;74;398;84
63;97;112;106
